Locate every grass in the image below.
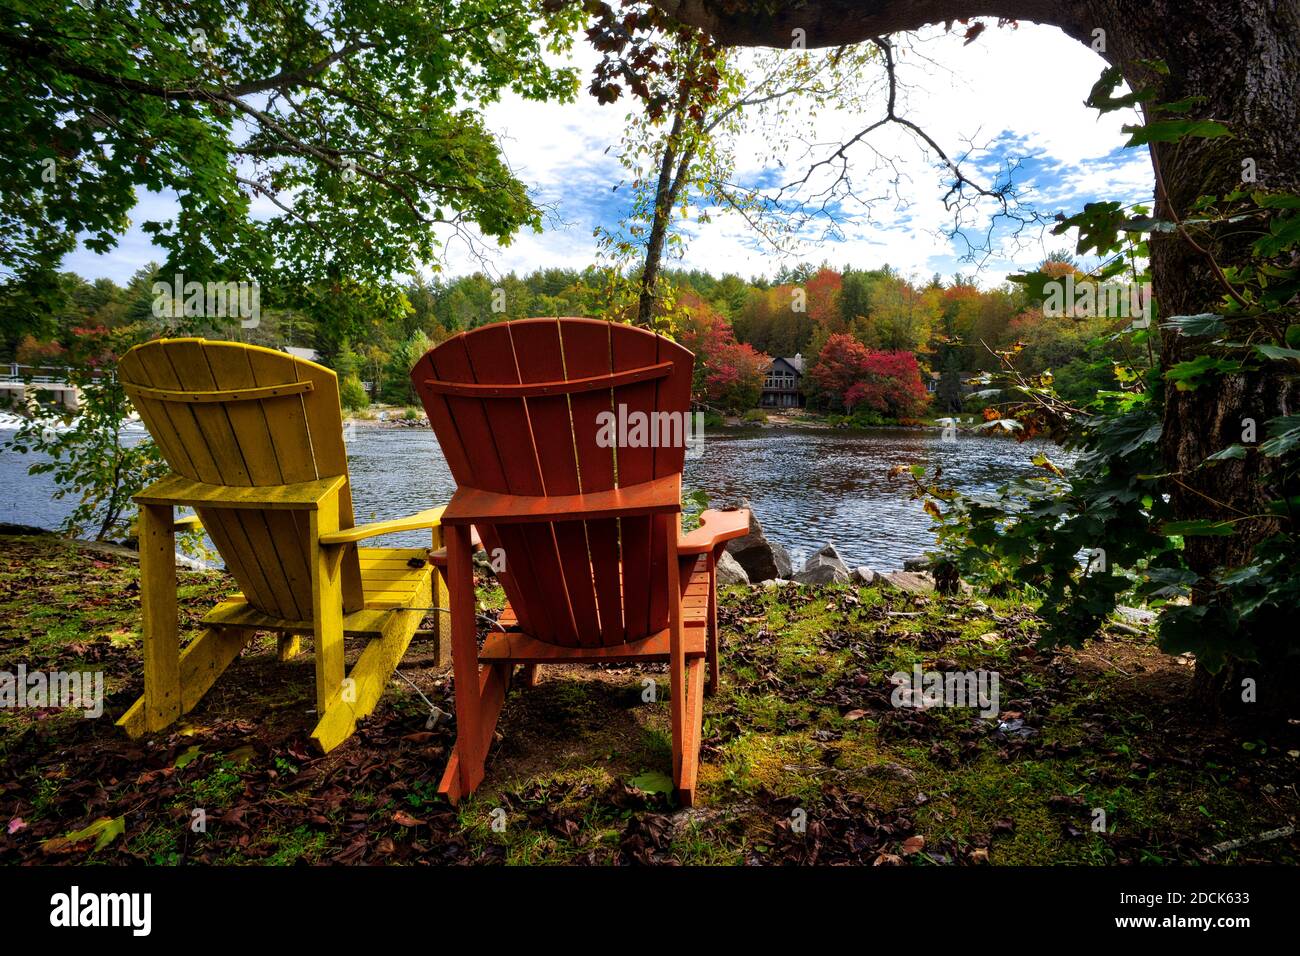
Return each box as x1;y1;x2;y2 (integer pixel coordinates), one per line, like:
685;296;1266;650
0;533;1296;866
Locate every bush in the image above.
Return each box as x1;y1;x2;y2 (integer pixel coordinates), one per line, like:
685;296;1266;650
742;409;768;423
339;374;369;411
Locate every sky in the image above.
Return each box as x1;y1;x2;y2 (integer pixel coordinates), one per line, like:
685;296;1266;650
64;20;1154;291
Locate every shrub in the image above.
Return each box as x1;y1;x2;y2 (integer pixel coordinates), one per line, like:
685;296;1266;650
339;374;369;410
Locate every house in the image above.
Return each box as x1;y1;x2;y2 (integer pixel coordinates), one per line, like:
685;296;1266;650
282;346;321;363
761;355;804;408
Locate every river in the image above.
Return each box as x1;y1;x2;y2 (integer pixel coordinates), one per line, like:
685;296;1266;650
1;421;1060;571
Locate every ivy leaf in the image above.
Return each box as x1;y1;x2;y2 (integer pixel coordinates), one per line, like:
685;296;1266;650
1254;344;1300;362
1259;415;1300;458
1204;444;1247;463
1164;355;1243;391
1161;314;1225;337
1122;119;1231;147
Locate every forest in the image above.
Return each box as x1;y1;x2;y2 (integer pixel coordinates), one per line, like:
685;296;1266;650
3;253;1131;420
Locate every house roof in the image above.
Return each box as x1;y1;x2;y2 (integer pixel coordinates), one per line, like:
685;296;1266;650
769;354;803;374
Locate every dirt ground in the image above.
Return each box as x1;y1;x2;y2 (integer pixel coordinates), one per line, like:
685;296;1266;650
1;534;1296;865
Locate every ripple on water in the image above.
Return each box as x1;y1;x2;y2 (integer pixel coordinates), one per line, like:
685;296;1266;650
1;423;1063;571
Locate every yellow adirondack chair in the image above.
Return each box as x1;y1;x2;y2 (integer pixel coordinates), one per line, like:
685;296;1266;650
116;338;449;752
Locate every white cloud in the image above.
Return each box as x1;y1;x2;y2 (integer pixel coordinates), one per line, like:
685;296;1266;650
65;20;1153;291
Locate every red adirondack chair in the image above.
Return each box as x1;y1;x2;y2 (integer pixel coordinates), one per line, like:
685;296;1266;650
412;318;749;806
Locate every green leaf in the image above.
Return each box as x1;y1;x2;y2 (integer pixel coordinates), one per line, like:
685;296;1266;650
1122;119;1231;147
173;744;202;769
1161;314;1224;337
1204;444;1247;462
1259;415;1300;458
1164;355;1243;391
43;816;126;854
628;771;674;795
1254;344;1300;362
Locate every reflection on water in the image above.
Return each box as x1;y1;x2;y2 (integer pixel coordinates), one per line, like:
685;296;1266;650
1;424;1061;571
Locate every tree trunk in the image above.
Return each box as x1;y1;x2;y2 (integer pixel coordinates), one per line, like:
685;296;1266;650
654;0;1300;721
1083;1;1300;721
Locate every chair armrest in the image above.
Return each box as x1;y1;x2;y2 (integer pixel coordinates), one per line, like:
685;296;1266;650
174;515;203;532
318;506;446;545
440;474;681;526
136;472;348;511
677;509;750;556
427;526;485;567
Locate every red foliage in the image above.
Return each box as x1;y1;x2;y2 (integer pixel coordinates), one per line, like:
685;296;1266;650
676;293;769;410
804;268;843;331
810;332;928;420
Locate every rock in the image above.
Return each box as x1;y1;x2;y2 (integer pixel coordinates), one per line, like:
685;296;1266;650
793;563;850;585
723;501;782;582
770;542;793;579
903;555;931;572
794;542;851;584
804;542;849;575
714;549;749;586
851;566;877;585
875;570;936;594
761;578;792;588
175;552;209;572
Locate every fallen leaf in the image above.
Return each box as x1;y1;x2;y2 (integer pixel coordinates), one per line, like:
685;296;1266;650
901;835;925;855
844;709;868;721
43;816;125;854
7;817;25;835
393;811;424;827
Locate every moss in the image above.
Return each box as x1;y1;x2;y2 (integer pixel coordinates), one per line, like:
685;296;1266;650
1;535;1297;866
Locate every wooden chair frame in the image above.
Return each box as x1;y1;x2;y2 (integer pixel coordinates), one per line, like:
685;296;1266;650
413;318;749;806
114;338;453;752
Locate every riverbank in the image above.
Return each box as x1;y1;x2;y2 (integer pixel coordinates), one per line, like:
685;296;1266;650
2;533;1295;865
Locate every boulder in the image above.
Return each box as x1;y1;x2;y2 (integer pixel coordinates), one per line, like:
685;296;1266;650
723;501;783;582
805;542;849;576
770;541;793;579
874;570;936;594
714;549;750;586
791;541;852;585
902;555;931;572
851;566;877;585
793;563;850;585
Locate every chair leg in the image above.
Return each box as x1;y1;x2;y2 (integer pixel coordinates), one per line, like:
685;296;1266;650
277;634;301;661
438;660;510;803
519;663;540;687
119;626;254;737
675;658;705;808
438;524;508;804
705;551;720;696
137;503;181;733
310;497;346;718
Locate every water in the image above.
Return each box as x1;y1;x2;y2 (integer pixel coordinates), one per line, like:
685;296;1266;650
1;422;1059;571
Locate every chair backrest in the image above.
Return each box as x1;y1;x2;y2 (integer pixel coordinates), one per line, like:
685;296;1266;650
119;338;363;620
412;318;694;647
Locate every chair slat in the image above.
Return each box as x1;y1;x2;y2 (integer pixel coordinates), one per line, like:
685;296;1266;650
560;320;625;644
427;334;544;638
463;323;579;646
510;320;602;646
